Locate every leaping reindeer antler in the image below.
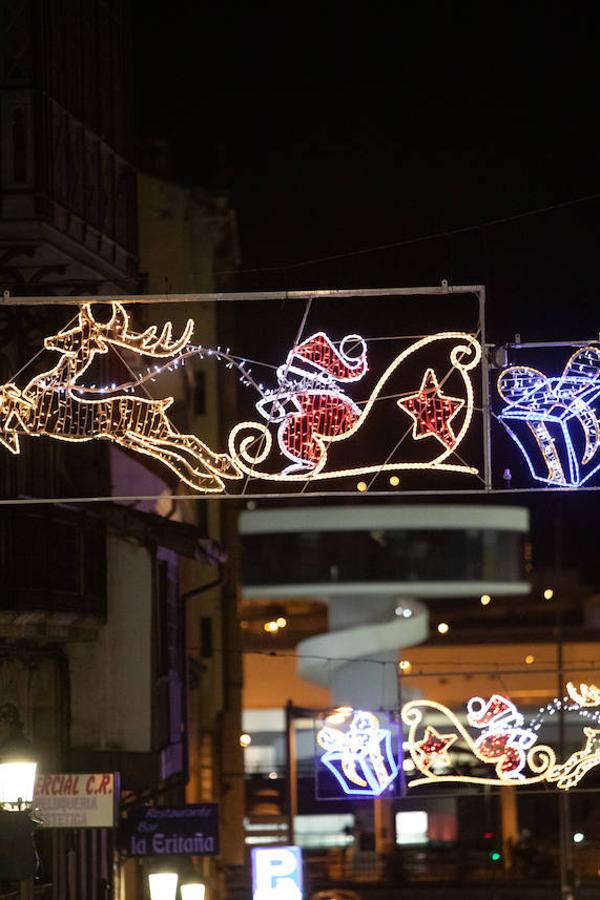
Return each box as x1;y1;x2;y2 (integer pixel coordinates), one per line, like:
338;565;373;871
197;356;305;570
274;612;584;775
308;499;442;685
81;303;194;357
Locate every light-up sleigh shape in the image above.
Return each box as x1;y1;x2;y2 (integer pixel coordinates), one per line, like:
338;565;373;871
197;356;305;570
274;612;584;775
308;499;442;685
228;331;482;483
0;306;482;494
402;684;600;792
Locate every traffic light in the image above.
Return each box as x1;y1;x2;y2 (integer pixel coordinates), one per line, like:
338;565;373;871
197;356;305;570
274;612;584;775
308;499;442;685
483;830;502;863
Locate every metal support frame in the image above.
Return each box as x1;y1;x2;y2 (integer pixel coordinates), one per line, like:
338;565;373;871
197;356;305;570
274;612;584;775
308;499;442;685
285;701;301;846
0;282;492;490
1;284;485;305
507;340;599;350
477;285;492;490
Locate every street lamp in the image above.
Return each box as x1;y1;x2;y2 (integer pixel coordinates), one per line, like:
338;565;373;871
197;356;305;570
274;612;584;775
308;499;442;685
181;883;206;900
148;872;178;900
0;758;39;886
0;761;37;810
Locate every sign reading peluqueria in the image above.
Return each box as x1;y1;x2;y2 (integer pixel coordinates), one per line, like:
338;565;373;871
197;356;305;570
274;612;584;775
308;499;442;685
119;805;219;856
34;773;118;828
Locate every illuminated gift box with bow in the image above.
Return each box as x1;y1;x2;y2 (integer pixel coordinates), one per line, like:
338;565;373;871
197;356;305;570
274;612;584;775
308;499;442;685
497;347;600;488
316;710;399;798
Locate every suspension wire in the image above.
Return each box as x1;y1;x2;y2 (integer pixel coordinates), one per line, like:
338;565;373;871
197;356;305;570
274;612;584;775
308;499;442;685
187;645;600;679
1;483;599;505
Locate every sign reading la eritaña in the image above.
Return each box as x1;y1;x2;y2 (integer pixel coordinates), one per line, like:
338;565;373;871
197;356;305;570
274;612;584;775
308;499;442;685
120;805;219;857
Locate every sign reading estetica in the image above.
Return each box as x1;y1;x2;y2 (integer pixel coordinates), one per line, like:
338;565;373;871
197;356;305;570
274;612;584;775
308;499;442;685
119;805;219;857
34;773;118;828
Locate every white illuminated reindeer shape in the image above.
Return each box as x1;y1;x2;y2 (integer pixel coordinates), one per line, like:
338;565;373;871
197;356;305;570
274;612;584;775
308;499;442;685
0;303;241;492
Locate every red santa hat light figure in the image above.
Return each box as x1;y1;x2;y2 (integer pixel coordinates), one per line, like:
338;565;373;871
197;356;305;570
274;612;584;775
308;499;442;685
256;331;368;475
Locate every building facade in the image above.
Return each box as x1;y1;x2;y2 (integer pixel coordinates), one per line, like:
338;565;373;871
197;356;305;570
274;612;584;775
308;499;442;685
137;164;244;897
236;503;600;894
0;4;210;898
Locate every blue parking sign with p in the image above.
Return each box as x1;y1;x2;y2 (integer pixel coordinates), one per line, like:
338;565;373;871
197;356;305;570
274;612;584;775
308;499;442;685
251;845;303;899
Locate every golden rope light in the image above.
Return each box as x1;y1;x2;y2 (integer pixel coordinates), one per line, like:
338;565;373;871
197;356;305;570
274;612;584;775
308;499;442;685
0;303;242;493
0;306;482;493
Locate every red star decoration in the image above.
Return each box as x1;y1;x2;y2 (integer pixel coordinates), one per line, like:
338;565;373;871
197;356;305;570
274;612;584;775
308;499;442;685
397;368;464;450
414;726;458;768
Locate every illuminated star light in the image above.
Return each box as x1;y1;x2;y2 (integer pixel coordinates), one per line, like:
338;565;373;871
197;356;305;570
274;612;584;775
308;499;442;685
398;368;465;450
414;725;458;768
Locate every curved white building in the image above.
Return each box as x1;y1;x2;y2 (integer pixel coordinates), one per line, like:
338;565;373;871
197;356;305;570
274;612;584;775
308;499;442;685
240;505;529;708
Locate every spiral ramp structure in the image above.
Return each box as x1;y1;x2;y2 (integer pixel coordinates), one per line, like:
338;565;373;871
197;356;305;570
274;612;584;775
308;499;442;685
239;506;529;709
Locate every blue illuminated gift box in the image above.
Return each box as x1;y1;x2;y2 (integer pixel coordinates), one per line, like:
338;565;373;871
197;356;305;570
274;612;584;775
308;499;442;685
497;357;600;488
320;727;399;798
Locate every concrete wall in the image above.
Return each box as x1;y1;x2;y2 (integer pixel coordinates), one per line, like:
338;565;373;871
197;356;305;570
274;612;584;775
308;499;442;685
137;169;246;871
69;535;153;752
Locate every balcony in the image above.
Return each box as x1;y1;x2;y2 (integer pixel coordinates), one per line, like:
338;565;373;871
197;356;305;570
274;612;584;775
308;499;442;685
240;505;529;599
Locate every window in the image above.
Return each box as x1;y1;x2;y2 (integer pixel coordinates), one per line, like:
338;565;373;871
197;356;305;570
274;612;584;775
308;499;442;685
396;810;428;845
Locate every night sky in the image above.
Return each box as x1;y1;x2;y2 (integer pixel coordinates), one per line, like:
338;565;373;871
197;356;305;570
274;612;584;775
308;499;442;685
133;5;600;584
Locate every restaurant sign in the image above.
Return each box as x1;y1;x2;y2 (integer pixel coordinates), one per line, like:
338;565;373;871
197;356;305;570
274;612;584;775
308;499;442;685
120;804;219;856
34;773;118;828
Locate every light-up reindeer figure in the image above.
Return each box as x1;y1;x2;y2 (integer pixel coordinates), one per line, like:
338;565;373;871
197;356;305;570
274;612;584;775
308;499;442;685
0;303;241;492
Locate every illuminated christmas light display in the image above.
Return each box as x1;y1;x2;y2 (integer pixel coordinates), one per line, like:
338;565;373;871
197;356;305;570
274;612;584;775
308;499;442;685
229;331;482;482
546;728;600;791
0;304;482;492
413;726;457;768
316;709;400;797
466;694;538;778
497;345;600;487
0;304;242;493
397;368;464;450
566;681;600;706
402;683;600;791
254;331;367;474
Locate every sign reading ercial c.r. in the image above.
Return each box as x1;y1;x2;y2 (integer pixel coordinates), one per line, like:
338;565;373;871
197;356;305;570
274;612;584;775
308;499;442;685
34;774;113;797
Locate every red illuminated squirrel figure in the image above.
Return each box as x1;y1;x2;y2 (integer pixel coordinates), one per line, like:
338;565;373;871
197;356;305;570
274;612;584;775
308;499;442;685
256;332;368;475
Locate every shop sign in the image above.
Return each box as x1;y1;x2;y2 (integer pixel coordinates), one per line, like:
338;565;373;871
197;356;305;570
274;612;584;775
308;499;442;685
251;846;303;900
33;773;118;828
120;804;219;856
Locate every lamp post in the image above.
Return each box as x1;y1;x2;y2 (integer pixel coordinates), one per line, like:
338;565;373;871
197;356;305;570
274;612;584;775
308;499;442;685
0;761;37;810
0;759;38;900
181;883;206;900
148;872;178;900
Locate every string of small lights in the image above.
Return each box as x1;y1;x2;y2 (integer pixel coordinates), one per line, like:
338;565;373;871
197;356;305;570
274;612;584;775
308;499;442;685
0;303;484;494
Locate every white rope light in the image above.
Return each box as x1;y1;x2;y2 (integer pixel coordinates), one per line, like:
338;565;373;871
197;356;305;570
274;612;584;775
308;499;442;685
0;304;482;494
402;682;600;791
